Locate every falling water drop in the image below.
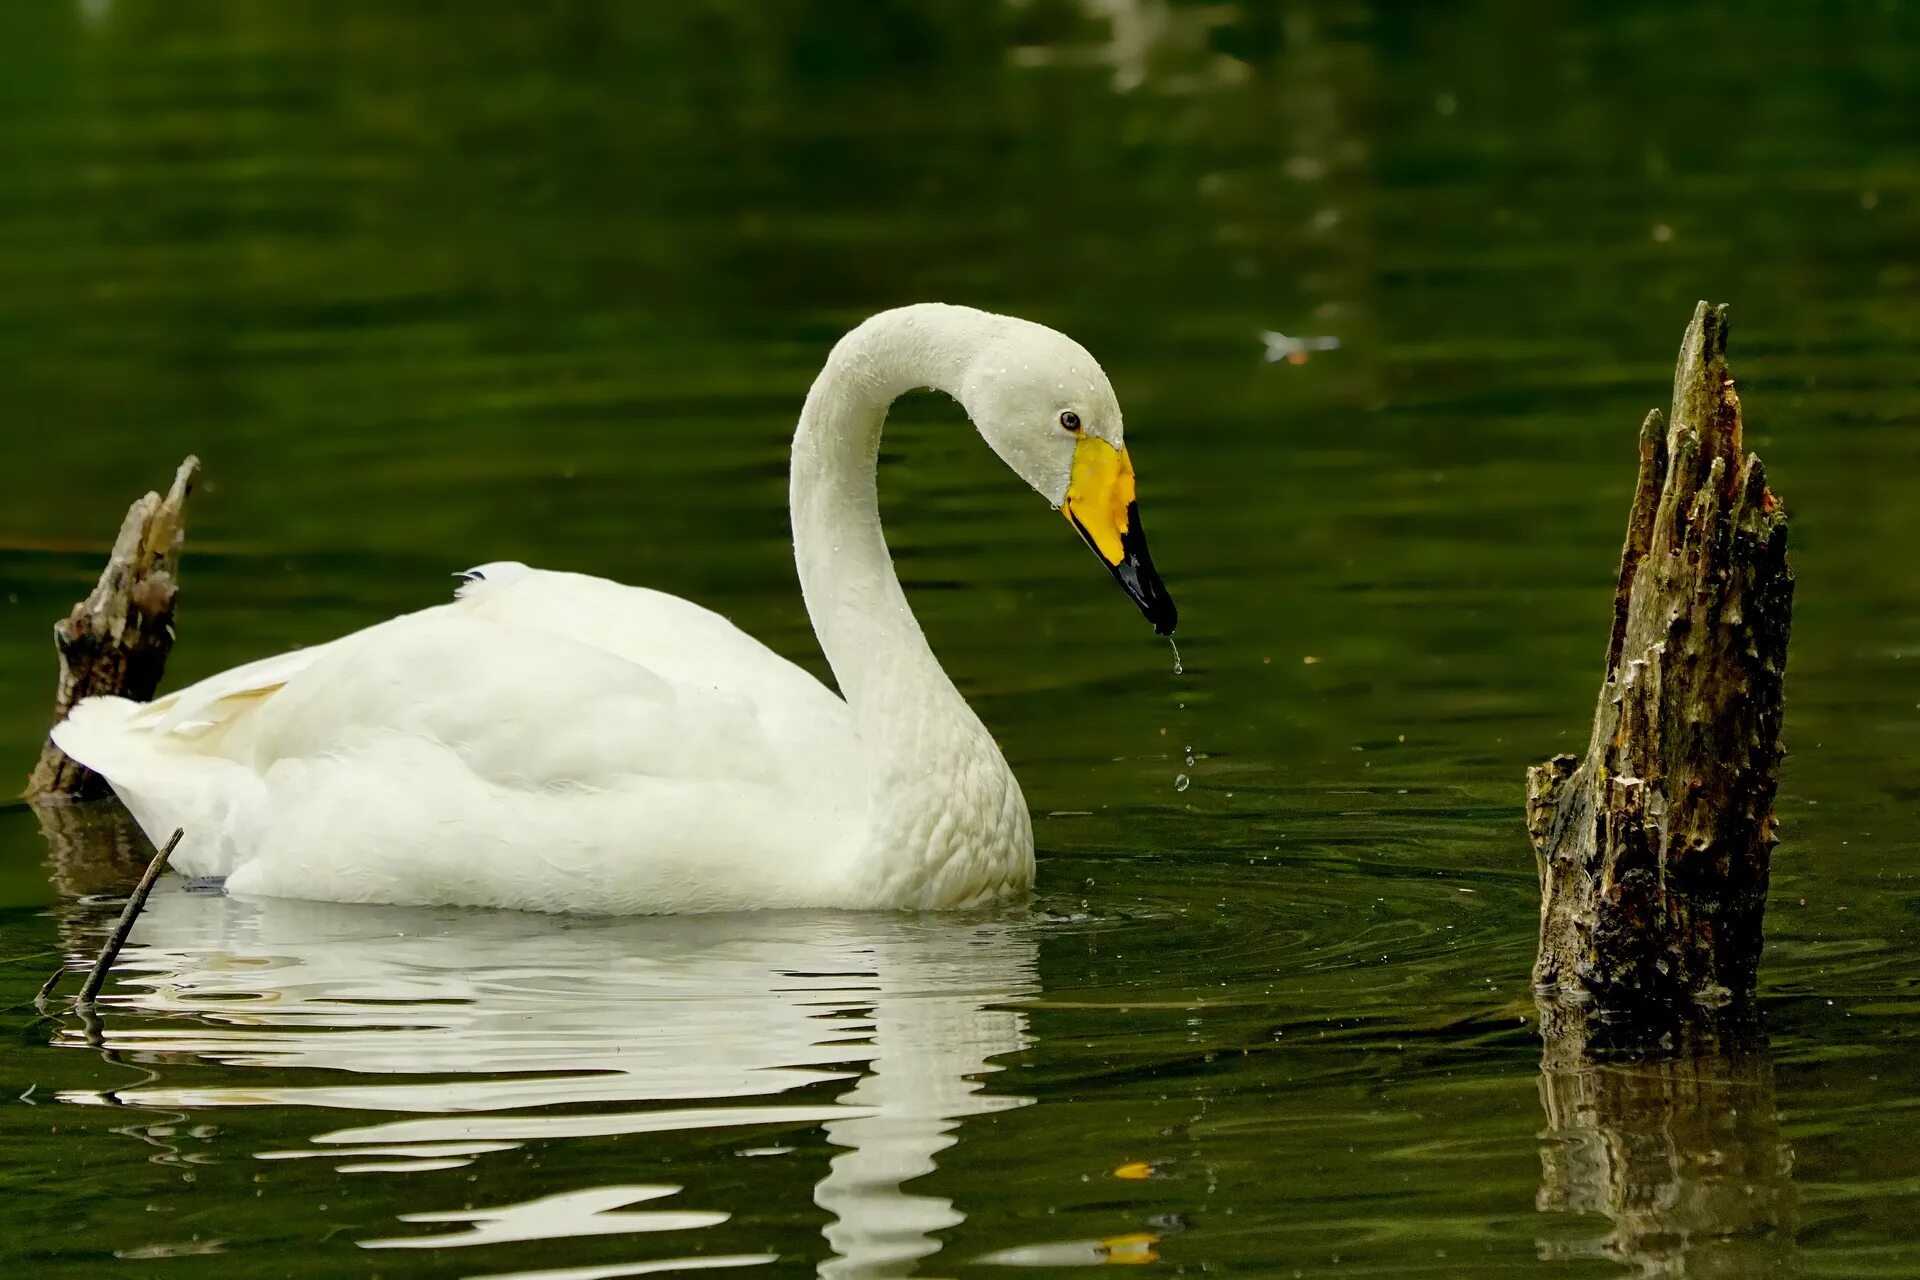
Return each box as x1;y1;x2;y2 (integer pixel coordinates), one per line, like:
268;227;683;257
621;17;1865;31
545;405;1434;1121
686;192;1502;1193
1184;746;1195;767
1174;773;1191;793
1167;637;1183;676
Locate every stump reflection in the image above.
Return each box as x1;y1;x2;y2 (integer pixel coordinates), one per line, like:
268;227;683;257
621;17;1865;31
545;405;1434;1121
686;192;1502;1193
33;797;154;900
1535;1003;1795;1277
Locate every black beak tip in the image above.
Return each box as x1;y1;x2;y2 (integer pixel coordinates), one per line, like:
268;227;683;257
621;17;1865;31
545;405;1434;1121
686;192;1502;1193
1146;595;1178;636
1072;501;1178;638
1115;560;1176;636
1115;502;1177;636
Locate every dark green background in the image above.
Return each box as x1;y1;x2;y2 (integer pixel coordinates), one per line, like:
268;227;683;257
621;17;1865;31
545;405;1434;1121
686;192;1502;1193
2;2;1917;1275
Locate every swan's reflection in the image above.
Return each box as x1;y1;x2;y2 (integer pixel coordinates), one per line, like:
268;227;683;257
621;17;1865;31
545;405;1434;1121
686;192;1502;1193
55;886;1038;1277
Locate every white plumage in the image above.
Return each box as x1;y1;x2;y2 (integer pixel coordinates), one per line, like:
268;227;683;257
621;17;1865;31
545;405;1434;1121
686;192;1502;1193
51;304;1170;913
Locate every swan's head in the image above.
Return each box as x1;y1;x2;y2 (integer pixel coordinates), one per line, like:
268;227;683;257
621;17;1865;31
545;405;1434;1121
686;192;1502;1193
956;316;1178;636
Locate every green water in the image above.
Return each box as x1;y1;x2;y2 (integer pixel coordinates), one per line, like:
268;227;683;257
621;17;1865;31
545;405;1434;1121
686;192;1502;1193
3;2;1919;1275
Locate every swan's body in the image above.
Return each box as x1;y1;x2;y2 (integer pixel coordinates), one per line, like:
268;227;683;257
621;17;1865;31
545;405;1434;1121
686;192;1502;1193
52;304;1174;914
57;567;918;912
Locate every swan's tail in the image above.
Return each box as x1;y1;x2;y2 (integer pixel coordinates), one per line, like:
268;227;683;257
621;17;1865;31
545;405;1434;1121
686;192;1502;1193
50;697;263;878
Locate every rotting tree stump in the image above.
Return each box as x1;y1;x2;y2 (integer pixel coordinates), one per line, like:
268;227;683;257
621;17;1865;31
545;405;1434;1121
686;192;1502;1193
1527;303;1792;1009
27;456;199;802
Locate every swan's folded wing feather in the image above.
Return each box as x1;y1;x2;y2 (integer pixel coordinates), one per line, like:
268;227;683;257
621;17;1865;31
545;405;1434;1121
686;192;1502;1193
120;566;846;789
141;642;343;736
449;567;856;769
209;610;789;791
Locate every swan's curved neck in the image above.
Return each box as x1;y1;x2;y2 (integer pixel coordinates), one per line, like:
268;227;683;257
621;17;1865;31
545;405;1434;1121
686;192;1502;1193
792;307;979;715
790;305;1023;884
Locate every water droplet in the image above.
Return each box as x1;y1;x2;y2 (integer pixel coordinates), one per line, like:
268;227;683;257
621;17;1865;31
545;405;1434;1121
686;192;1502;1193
1167;637;1183;676
1184;746;1195;767
1174;774;1190;793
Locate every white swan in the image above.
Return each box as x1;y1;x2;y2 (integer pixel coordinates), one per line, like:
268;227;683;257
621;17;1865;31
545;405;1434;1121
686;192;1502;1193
51;304;1176;914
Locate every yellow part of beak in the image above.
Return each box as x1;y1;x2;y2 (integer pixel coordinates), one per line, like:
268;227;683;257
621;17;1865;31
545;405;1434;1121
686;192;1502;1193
1061;436;1137;565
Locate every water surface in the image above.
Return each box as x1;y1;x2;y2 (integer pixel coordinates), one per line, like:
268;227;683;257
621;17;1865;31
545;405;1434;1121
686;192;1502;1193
3;3;1919;1276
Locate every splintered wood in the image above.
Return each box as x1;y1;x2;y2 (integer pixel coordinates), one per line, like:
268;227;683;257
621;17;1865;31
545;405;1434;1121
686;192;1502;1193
1527;304;1792;1008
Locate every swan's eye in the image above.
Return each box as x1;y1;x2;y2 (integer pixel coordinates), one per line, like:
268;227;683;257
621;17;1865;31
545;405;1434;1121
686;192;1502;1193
1059;410;1082;433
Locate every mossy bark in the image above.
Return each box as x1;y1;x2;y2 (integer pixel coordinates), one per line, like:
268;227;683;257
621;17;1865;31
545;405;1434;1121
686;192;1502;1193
26;457;198;802
1527;304;1792;1007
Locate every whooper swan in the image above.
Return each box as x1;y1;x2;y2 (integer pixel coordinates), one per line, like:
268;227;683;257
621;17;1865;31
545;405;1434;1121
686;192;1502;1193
52;304;1177;913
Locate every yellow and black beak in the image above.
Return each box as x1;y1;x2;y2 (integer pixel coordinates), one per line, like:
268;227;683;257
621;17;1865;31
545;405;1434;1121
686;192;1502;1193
1061;436;1178;635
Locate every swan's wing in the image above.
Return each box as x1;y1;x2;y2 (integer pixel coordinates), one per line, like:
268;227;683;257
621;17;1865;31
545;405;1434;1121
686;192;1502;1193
100;641;341;738
212;609;786;789
52;567;866;910
84;564;851;779
449;565;853;765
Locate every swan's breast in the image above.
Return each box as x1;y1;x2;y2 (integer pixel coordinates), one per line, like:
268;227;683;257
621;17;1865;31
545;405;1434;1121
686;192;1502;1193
856;730;1035;909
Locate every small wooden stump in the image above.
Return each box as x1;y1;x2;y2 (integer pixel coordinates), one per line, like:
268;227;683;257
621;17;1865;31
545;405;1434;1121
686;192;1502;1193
26;456;199;803
1527;304;1792;1009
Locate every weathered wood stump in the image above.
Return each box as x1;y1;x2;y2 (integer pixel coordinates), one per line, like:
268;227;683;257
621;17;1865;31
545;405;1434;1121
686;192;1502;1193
26;456;199;802
1527;304;1792;1008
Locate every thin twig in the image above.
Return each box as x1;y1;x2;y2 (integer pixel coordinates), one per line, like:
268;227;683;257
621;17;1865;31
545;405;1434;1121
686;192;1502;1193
33;967;63;1014
74;828;183;1010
